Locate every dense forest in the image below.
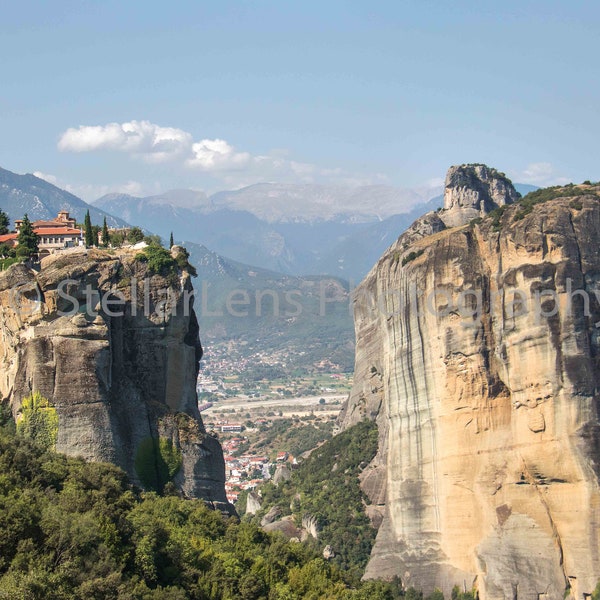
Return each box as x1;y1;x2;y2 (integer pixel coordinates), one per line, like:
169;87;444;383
244;420;380;583
0;406;429;600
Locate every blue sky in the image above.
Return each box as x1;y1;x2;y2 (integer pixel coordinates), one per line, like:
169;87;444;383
1;0;598;204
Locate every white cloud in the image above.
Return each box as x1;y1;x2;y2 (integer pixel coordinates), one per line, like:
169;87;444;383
57;120;377;184
186;138;251;171
58;120;281;174
514;162;570;187
58;120;193;163
56;119;400;192
33;171;59;185
58;120;256;172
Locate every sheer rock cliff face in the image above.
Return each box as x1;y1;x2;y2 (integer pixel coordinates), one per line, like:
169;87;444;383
341;167;600;599
0;247;232;513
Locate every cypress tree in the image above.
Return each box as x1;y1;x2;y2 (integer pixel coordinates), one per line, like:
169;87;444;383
84;210;94;247
0;208;9;235
101;217;110;247
169;231;174;248
16;214;38;258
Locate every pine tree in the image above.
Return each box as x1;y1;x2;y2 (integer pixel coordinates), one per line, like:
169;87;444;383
84;210;94;247
16;214;38;258
0;208;9;235
169;231;174;248
101;217;110;248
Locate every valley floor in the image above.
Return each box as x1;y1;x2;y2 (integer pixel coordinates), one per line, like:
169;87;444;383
199;369;348;504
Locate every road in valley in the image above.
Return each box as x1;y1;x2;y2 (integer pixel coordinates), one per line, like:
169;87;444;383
202;393;347;416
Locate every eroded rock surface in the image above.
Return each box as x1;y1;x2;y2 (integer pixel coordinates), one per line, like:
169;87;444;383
342;178;600;599
0;246;232;513
440;163;520;227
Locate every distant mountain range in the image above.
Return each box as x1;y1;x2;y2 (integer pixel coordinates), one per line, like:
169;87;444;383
93;183;536;281
206;182;431;223
0;166;355;368
92;184;445;280
0;164;538;369
0;167;128;228
0;165;538;281
0;166;539;282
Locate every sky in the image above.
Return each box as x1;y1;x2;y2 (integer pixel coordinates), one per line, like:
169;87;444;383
1;0;598;205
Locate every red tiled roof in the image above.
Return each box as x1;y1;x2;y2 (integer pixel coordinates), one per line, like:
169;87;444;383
32;217;76;228
32;220;67;227
34;227;81;236
0;233;18;243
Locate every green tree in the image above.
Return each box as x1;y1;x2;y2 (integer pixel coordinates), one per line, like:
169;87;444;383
144;234;162;246
134;437;182;493
169;232;174;248
451;586;476;600
0;422;425;599
16;214;38;258
84;210;94;247
110;230;125;247
253;420;378;582
101;217;110;247
17;391;58;449
0;242;14;259
135;244;177;276
128;226;144;244
0;208;9;235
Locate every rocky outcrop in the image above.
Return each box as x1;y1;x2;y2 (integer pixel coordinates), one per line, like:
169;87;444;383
301;514;319;540
0;246;233;513
440;164;520;227
246;491;262;516
260;506;283;527
262;516;302;540
272;463;292;486
396;211;447;251
342;177;600;599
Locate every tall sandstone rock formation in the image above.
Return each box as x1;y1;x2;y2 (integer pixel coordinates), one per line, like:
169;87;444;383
441;164;521;228
0;246;232;513
341;165;600;599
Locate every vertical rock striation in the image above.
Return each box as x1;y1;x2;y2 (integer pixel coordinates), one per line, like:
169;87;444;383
342;167;600;599
0;246;233;513
441;163;520;227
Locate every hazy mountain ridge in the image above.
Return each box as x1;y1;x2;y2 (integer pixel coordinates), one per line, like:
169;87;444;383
0;167;128;227
94;192;299;273
0;165;539;370
93;183;447;279
0;165;355;369
185;241;355;370
208;182;434;223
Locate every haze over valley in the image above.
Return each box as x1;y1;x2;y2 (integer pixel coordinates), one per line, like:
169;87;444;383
1;2;599;598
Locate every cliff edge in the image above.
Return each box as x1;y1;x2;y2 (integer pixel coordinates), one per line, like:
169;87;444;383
0;245;232;513
341;166;600;599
